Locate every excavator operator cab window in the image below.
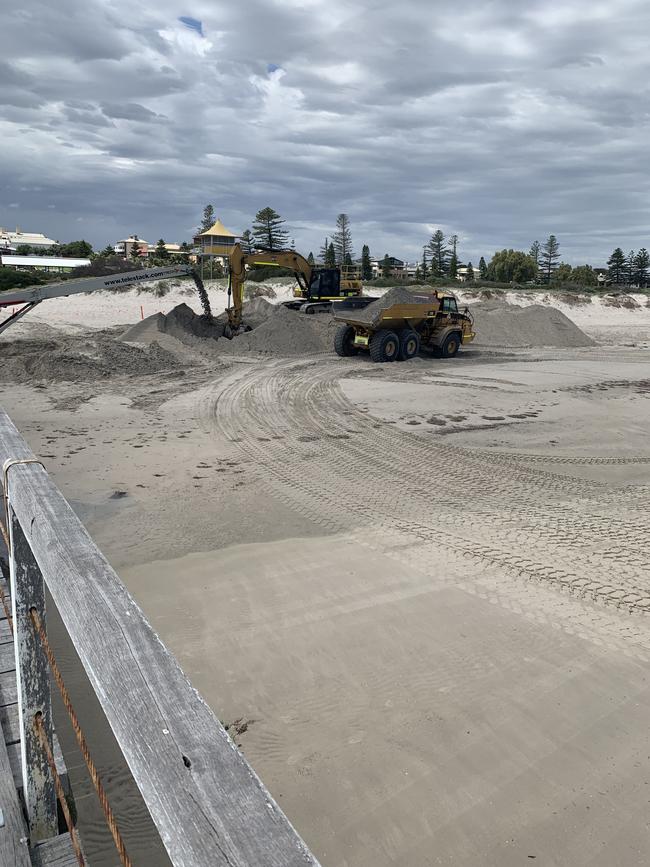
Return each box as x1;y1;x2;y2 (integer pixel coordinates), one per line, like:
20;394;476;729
309;272;321;296
310;269;341;299
440;297;458;314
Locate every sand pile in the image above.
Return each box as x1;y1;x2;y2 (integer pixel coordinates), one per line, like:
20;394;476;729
219;304;336;356
122;303;223;345
0;334;180;384
470;302;595;347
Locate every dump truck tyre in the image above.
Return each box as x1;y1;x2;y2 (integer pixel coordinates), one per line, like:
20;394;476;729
398;329;420;361
369;329;400;363
441;331;462;358
334;324;358;357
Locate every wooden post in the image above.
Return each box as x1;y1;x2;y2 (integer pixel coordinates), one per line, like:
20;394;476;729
8;502;57;842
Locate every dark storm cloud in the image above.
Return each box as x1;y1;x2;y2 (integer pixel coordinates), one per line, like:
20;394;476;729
101;103;166;122
2;0;650;263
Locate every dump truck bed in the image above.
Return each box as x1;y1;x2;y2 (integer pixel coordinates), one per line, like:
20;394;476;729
333;294;443;329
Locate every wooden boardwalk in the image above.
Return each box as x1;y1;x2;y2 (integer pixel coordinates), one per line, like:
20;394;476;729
0;571;77;866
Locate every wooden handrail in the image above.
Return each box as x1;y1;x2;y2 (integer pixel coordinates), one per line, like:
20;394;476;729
0;408;320;866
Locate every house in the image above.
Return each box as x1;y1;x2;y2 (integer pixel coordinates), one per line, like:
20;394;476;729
0;255;90;273
593;268;610;286
370;257;406;279
114;236;150;258
456;266;476;283
0;227;57;250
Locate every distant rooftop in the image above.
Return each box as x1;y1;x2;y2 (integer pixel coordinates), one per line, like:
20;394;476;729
199;219;236;237
1;255;90;268
0;228;57;247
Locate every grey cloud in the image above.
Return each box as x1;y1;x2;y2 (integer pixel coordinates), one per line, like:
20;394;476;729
2;0;650;265
101;103;167;122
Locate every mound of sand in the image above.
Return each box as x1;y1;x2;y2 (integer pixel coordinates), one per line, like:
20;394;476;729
117;293;594;360
122;303;223;345
0;334;180;384
470;302;595;347
219;305;336;356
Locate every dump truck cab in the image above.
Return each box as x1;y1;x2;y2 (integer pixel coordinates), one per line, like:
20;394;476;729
332;289;475;363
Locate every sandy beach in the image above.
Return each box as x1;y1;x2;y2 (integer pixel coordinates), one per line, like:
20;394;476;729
1;285;649;865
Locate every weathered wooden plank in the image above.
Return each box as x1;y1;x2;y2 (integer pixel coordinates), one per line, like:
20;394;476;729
0;408;320;867
0;702;19;745
30;832;80;867
0;644;14;676
0;722;31;866
8;504;57;842
0;669;17;708
6;738;67;796
0;621;12;646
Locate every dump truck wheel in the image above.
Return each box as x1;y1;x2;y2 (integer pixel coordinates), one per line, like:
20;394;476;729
440;332;461;357
369;329;399;363
334;324;358;357
398;329;420;361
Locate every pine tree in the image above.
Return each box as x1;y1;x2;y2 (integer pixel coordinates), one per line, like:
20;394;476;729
307;251;315;266
540;234;560;282
325;241;336;267
290;238;296;251
607;247;626;284
625;250;636;285
130;237;140;259
479;256;488;279
240;229;253;254
428;230;448;276
449;252;458;279
344;252;353;266
361;244;372;281
200;204;215;232
155;239;168;260
633;248;649;287
421;248;429;281
252;206;289;251
466;261;474;281
449;234;459;261
319;237;329;263
332;213;353;264
381;254;391;279
100;244;115;258
529;241;540;276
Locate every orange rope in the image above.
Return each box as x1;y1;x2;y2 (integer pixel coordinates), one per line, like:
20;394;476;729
30;609;133;867
33;712;86;866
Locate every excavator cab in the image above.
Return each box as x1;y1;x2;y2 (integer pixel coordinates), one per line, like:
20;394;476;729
308;268;342;301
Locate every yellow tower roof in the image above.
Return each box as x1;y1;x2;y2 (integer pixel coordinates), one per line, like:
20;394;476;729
200;219;236;237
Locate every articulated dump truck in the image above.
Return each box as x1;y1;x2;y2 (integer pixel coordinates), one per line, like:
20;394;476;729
332;289;476;363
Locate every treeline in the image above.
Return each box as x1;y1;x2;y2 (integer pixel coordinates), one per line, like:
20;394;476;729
222;204;650;288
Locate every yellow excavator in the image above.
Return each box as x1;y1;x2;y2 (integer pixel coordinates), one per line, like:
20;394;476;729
224;244;363;337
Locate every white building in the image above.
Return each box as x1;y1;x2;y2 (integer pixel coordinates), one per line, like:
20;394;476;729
0;228;57;250
0;255;90;273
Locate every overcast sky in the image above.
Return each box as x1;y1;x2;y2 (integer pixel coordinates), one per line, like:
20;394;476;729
2;0;649;265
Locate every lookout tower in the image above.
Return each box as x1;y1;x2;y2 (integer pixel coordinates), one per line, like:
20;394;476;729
193;218;238;278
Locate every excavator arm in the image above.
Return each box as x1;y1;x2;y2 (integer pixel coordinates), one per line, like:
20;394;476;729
226;245;313;337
